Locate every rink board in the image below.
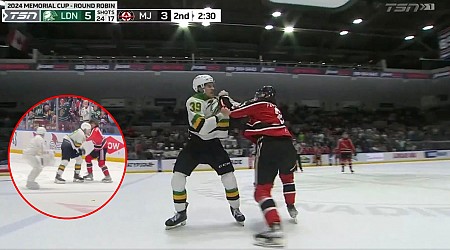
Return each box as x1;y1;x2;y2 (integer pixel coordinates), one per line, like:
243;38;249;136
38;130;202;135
126;150;450;173
10;130;126;162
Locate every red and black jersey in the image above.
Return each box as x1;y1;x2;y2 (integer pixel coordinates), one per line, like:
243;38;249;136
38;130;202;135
86;127;106;150
229;100;292;143
337;138;355;154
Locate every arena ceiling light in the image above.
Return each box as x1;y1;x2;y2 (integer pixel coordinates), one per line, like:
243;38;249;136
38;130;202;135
265;25;274;30
422;25;433;30
272;11;282;17
202;22;210;27
353;18;363;24
178;21;189;28
204;7;212;11
284;26;294;33
404;35;414;40
339;30;349;36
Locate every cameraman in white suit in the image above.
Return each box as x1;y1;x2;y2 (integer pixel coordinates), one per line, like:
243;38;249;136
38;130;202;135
23;127;51;190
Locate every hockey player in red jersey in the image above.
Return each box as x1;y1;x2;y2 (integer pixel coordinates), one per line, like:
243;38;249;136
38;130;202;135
313;145;322;166
221;86;297;248
336;132;356;173
84;119;113;183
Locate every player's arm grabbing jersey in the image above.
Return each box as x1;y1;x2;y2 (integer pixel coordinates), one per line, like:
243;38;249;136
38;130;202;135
23;136;45;156
229;100;292;143
86;127;106;150
187;93;229;140
64;129;86;149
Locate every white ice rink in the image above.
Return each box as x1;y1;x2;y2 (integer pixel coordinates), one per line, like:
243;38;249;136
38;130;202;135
1;160;450;249
7;153;126;218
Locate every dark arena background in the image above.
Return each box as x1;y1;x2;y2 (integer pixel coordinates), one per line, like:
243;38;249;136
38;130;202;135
1;0;450;249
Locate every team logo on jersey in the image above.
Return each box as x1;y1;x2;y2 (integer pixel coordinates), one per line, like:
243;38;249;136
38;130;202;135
118;11;135;22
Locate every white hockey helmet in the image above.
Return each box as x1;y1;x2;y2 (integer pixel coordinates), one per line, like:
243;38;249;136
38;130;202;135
36;127;46;135
192;74;214;92
80;122;91;134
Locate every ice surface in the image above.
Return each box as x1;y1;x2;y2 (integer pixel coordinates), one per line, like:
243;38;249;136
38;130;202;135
8;153;125;218
1;160;450;249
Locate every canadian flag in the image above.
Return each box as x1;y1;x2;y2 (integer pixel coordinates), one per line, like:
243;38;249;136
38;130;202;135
7;29;28;51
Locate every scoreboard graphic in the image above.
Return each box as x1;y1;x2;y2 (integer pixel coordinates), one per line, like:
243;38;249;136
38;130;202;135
1;1;222;23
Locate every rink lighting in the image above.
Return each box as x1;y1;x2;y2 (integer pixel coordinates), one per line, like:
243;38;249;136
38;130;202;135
404;35;414;40
0;1;5;6
265;25;274;30
284;26;294;33
202;22;210;27
178;21;189;28
204;7;212;10
353;18;362;24
340;30;349;36
272;11;281;17
422;25;433;30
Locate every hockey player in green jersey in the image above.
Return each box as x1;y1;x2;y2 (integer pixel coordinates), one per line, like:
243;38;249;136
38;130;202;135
165;74;245;229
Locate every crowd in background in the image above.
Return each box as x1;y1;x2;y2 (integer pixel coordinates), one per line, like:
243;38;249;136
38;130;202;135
1;100;449;162
18;97;117;134
121;103;450;160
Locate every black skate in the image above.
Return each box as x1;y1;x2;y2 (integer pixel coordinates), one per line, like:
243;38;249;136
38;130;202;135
73;174;84;183
254;223;284;248
83;173;94;181
230;206;245;226
165;203;188;230
54;174;66;184
287;204;298;224
350;168;354;173
341;167;344;173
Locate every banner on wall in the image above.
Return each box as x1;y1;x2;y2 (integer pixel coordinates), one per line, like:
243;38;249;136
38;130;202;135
127;160;158;171
190;65;221;71
1;62;447;79
424;150;449;158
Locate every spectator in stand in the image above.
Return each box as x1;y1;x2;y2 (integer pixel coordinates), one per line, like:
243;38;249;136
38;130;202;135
80;100;92;122
91;105;101;121
58;98;72;131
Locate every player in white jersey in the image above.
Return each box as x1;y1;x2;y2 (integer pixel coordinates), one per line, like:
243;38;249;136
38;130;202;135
165;74;245;229
23;127;47;190
54;122;91;183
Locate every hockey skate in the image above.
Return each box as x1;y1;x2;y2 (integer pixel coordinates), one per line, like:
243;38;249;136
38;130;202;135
287;204;298;224
83;173;94;181
26;181;40;190
254;223;284;248
230;206;245;226
73;173;84;183
350;168;354;173
102;175;113;183
54;174;66;184
165;203;188;230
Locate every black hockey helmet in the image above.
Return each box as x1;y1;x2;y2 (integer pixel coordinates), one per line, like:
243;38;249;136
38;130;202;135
255;86;276;100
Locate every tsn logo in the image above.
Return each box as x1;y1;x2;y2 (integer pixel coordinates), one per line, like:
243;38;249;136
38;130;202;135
7;11;38;20
385;3;435;12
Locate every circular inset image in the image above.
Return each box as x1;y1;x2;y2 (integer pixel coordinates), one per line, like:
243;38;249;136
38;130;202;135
8;95;127;219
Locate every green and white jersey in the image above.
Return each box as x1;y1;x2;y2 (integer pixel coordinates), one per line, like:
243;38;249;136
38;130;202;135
187;93;229;140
